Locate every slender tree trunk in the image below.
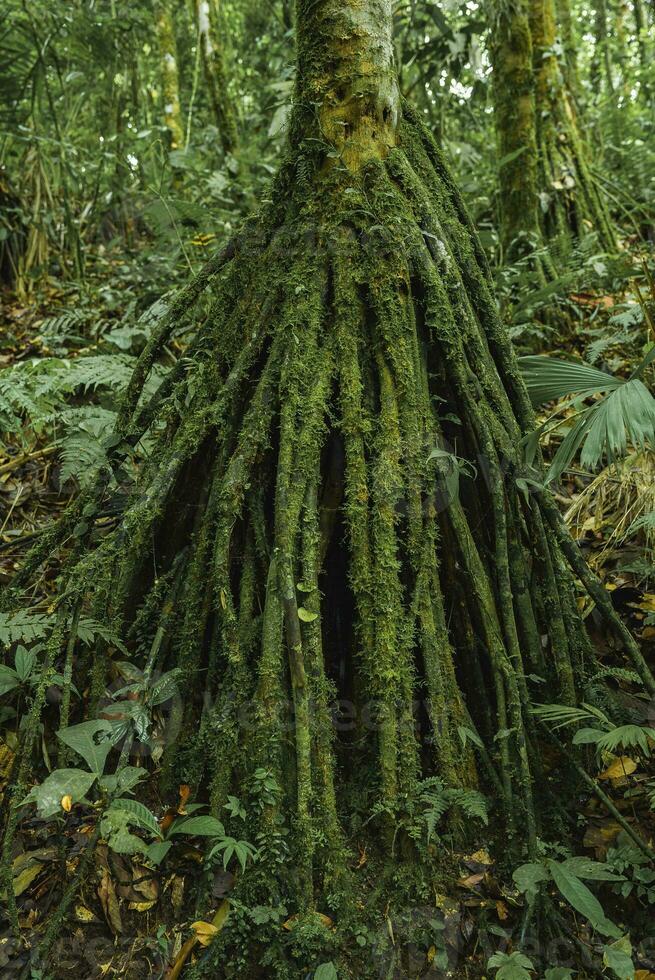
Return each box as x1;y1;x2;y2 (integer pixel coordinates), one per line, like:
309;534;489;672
154;0;185;150
554;0;580;98
194;0;239;154
529;0;617;250
489;0;551;274
591;0;615;97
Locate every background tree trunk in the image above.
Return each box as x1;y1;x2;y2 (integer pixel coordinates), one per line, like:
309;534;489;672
489;0;551;274
195;0;239;154
155;0;186;150
529;0;617;250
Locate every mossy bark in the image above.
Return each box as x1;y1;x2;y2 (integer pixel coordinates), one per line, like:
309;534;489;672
489;0;552;274
3;0;652;972
555;0;580;97
194;0;239;154
529;0;617;251
155;0;185;150
591;0;615;97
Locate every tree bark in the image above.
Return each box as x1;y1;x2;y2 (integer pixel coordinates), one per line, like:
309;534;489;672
194;0;239;154
489;0;547;267
529;0;617;250
155;0;185;150
294;0;400;166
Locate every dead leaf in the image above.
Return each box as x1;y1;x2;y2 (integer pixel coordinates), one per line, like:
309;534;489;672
169;874;185;916
4;848;57;898
191;921;218;947
98;869;122;935
457;873;485;890
12;862;46;898
496;900;509;921
599;756;637;780
583;819;622;857
178;784;191;814
166;901;230;980
283;912;334;931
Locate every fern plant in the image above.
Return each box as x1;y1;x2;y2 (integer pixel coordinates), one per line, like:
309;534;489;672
368;776;488;850
0;351;164;483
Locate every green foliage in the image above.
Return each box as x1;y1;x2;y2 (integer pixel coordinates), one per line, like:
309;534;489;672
56;719;114;774
532;701;655;760
488;950;534;980
520;352;655;480
23;769;97;820
513;856;625;939
314;964;338;980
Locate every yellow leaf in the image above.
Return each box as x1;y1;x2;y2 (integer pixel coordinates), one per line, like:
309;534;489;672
599;756;637;780
61;794;73;812
75;905;98;922
427;945;436;964
496;900;509;921
129;900;157;912
191;920;218;947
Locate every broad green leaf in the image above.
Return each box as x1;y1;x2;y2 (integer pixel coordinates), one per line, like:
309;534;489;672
168;814;225;838
57;719;114;774
596;725;654;756
519;354;625;406
579;378;655;470
0;665;20;697
149;668;181;706
488;950;534;980
513;862;549;902
602;936;634;979
98;766;146;796
22;769;97;819
315;964;338;980
14;646;36;681
100;807;147;855
109;797;162;838
571;727;604;746
561;857;624;881
207;836;257;871
457;725;483;749
519;356;622;406
145;840;172;865
547;860;621;938
544;969;574;980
